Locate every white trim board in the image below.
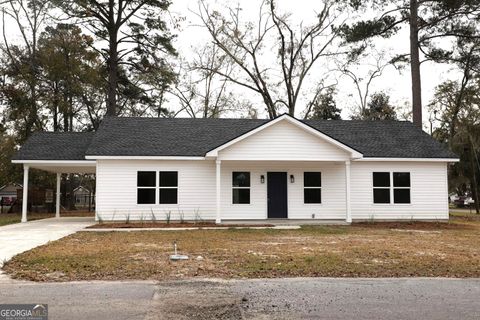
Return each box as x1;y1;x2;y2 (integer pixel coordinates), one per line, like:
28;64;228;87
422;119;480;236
85;156;205;160
12;160;96;165
354;158;459;162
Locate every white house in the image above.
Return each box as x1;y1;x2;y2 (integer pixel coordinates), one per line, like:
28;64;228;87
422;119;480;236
12;114;458;223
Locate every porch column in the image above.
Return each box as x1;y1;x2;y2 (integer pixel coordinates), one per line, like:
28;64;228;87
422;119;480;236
345;160;352;223
215;160;221;224
21;165;29;223
55;172;61;218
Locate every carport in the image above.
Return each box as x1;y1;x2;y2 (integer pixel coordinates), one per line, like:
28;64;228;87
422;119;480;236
11;132;95;222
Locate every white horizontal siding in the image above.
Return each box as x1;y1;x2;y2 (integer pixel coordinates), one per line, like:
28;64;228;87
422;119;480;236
95;159;449;221
220;161;347;220
96;160;216;221
218;120;350;161
350;162;448;220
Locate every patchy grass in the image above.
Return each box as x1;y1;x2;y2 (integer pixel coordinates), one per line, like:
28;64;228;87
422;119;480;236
88;222;274;229
3;215;480;281
0;211;94;227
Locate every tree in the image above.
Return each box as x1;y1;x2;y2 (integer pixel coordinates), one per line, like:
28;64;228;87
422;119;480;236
172;43;252;118
0;0;51;141
38;24;104;131
429;80;480;213
196;0;346;118
340;0;480;127
307;87;341;120
354;92;397;120
53;0;177;116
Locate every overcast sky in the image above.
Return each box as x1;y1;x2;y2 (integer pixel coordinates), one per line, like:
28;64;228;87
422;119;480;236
3;0;461;129
169;0;459;126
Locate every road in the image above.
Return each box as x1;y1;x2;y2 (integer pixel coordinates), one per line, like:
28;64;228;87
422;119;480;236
0;278;479;319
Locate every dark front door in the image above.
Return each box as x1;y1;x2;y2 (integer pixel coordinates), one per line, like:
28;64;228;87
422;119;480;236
267;172;288;219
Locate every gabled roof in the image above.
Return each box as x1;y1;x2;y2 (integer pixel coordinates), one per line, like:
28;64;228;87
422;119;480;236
13;116;458;160
12;132;94;161
205;114;363;158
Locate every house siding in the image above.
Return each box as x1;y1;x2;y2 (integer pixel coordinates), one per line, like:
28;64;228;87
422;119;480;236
217;120;350;161
350;161;449;220
96;159;217;221
95;160;449;222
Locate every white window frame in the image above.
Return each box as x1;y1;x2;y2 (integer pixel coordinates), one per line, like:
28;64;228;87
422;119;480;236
232;171;251;205
392;172;411;204
137;171;157;205
159;171;178;205
303;172;322;204
372;172;411;205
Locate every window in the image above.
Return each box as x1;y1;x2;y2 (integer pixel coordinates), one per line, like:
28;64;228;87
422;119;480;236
137;171;156;204
373;172;390;204
304;172;322;203
232;172;250;204
159;171;178;204
372;172;411;204
393;172;410;203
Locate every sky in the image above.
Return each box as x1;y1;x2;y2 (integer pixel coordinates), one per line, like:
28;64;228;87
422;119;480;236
168;0;459;127
2;0;462;130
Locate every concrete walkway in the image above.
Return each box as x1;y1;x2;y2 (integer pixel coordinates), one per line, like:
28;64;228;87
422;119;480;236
0;217;95;266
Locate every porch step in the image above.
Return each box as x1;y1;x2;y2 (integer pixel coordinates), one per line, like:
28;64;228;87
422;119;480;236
221;219;349;226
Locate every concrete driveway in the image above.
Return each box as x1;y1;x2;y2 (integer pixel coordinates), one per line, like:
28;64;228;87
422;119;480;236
0;278;479;319
0;217;94;266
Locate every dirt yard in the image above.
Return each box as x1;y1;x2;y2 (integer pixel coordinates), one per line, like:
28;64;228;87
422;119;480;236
3;215;480;281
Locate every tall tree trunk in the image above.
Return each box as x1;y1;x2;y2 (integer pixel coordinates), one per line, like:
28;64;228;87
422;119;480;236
410;0;422;127
106;2;118;117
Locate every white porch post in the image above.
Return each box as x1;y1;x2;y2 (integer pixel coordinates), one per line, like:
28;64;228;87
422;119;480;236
56;172;61;218
345;160;352;223
215;160;221;224
21;165;29;223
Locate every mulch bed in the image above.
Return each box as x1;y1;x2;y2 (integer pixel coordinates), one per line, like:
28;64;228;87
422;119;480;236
88;222;275;229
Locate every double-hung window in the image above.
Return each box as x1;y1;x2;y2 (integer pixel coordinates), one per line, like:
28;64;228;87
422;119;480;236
137;171;178;204
137;171;156;204
304;172;322;204
393;172;411;203
232;172;250;204
159;171;178;204
372;172;411;204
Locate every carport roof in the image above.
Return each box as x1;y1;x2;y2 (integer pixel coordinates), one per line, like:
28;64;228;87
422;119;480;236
12;132;94;161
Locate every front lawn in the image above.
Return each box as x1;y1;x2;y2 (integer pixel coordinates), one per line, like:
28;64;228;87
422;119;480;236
3;216;479;281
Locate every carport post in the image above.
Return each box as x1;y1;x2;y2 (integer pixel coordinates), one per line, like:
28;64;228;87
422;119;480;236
56;172;61;218
21;165;29;223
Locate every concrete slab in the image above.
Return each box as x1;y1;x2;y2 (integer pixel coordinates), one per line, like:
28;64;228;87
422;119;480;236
0;217;95;267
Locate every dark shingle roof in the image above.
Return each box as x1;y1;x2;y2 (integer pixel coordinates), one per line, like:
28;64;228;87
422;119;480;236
14;116;457;160
13;132;94;160
84;116;457;159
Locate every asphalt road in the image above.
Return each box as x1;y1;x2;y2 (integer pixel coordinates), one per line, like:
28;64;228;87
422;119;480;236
0;278;479;319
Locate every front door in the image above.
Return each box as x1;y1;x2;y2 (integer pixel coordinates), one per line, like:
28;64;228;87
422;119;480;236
267;172;288;219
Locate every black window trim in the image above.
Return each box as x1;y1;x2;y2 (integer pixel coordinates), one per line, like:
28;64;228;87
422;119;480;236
372;171;411;205
232;171;251;204
304;172;322;204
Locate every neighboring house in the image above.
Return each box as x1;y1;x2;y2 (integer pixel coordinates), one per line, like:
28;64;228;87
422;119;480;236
73;186;93;208
12;114;458;223
0;183;21;205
